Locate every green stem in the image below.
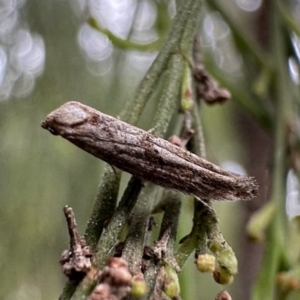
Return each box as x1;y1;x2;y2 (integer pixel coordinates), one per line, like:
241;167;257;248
84;166;121;248
278;3;300;38
144;191;182;297
94;177;144;267
251;1;291;298
121;182;159;275
58;168;122;299
175;200;208;267
152;53;184;135
88;18;161;52
252;214;282;300
59;283;77;300
205;210;238;276
190;102;206;158
136;0;203;294
72;177;144;299
207;0;269;68
121;0;195;125
175;104;208;267
61;1;202;298
158;191;182;255
152;0;203;270
123;51;184;274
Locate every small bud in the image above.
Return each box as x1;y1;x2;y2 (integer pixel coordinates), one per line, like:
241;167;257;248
207;239;238;276
215;290;232;300
107;257;128;269
287;278;300;291
108;267;132;286
98;258;132;287
181;88;194;111
181;62;194;112
131;273;148;297
163;265;180;298
213;267;234;285
90;283;111;300
196;254;215;273
168;135;184;148
277;272;300;291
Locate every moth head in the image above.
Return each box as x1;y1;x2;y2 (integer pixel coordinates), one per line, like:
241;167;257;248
41;101;89;133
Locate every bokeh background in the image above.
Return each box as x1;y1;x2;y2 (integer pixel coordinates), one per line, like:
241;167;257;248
1;0;300;299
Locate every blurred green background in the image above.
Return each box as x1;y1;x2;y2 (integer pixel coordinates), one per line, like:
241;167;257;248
1;0;300;299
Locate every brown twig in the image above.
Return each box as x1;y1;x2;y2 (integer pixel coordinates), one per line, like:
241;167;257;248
60;207;93;283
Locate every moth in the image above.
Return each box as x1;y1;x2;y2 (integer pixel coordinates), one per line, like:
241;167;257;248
41;101;258;201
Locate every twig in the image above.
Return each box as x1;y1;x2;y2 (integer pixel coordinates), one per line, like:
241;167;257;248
60;207;93;284
121;0;196;125
175;97;209;267
84;166;121;249
88;18;161;52
64;206;82;251
122;51;184;276
207;0;269;68
149;266;165;300
251;1;291;298
71;177;144;299
121;183;159;275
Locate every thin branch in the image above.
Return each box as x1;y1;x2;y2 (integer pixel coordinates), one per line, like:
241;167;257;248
121;0;196;125
207;0;270;68
84;166;121;249
252;1;292;298
121;183;159;275
88;18;161;52
122;51;184;276
278;3;300;37
72;177;144;299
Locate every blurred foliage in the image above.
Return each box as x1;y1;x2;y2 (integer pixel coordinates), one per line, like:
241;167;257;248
1;0;300;299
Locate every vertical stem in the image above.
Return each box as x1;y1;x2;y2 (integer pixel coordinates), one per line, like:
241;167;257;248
122;53;184;274
84;166;121;248
251;1;291;299
72;177;144;299
121;0;195;125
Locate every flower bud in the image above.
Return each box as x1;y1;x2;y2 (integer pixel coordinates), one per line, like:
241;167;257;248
163;265;180;298
196;254;215;273
131;273;148;297
213;267;234;285
277;272;300;291
215;290;232;300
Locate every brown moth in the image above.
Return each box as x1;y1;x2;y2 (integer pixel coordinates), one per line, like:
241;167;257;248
41;101;258;201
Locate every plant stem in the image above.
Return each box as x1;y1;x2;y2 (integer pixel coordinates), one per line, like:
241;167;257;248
121;0;195;125
72;177;144;299
175;104;208;267
144;190;182;297
88;18;161;51
207;0;269;68
159;191;182;256
60;1;202;298
84;166;121;248
278;3;300;37
251;1;292;298
122;51;184;274
121;182;159;275
152;53;184;136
